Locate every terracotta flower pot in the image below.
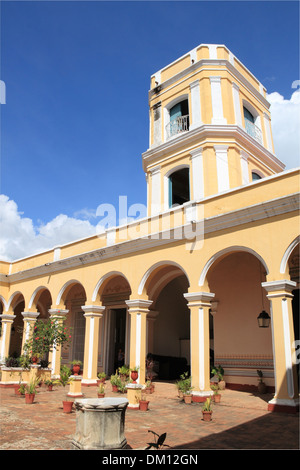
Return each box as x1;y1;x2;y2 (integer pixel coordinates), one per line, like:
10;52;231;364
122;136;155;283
131;370;138;383
14;384;24;396
183;394;192;404
63;400;73;413
213;394;221;403
202;410;213;422
25;393;35;404
112;385;119;392
97;393;105;398
31;356;39;364
72;365;81;376
139;400;149;411
47;385;53;391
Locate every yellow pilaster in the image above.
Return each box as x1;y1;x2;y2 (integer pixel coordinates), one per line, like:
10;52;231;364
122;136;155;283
263;280;299;412
21;311;40;354
81;305;105;385
0;314;16;361
48;309;69;378
184;292;215;399
125;299;153;385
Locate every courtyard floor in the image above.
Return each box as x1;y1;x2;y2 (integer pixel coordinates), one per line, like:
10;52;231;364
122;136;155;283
0;380;299;451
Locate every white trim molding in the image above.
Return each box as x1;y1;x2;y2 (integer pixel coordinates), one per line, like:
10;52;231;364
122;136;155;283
214;144;230;192
209;76;227;125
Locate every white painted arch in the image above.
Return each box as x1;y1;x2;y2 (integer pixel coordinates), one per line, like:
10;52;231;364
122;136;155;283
55;279;85;306
6;291;24;312
280;235;300;275
92;271;131;302
199;246;269;287
28;286;51;309
138;260;190;296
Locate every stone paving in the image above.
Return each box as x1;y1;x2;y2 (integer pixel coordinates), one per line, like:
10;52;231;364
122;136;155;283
0;381;299;451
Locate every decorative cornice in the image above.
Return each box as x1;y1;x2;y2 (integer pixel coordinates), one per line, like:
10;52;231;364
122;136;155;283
142;124;284;172
1;192;299;284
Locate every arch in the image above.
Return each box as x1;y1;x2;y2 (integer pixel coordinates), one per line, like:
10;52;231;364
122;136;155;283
280;236;300;275
0;295;8;312
7;291;24;312
28;286;52;309
199;246;269;287
164;94;189;141
92;271;131;302
138;260;190;296
55;279;86;306
164;164;190;209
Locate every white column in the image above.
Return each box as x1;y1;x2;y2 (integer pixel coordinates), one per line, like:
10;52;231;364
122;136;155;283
210;77;227;125
232;82;243;126
82;305;105;384
150;166;161;216
240;150;250;184
263;113;273;152
214;145;230;192
152;102;162;147
190;147;204;200
189;80;202;130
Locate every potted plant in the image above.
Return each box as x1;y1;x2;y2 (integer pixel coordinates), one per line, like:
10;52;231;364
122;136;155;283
211;384;221;403
139;393;149;411
202;397;213;421
110;373;121;392
176;372;192;402
23;317;72;364
17;383;26;397
118;365;130;380
97;371;106;383
144;380;154;394
211;365;225;390
54;366;74;413
257;370;267;394
25;377;40;404
44;379;55;391
71;359;82;376
97;382;105;398
130;366;139;384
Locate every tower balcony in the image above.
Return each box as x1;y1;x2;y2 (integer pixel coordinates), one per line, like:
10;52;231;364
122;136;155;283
165;115;189;140
244;119;263;144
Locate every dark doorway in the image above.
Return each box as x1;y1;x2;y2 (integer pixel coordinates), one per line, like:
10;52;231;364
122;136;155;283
107;308;127;374
169;168;190;207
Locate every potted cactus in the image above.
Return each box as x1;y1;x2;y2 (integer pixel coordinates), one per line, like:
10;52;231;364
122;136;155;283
257;370;267;394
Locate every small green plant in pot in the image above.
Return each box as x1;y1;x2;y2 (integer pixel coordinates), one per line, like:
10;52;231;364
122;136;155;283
211;365;225;390
71;359;82;376
202;397;213;421
211;384;221;403
97;382;105;398
97;371;106;383
54;366;74;413
25;377;40;404
257;370;267;394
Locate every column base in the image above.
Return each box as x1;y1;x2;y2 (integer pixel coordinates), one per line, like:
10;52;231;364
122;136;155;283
267;397;299;414
81;379;98;386
192;391;214;403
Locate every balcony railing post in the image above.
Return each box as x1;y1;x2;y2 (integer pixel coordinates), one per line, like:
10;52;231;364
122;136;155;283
166;115;189;139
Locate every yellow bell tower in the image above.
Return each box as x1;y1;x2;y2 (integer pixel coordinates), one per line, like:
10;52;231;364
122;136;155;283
142;44;285;217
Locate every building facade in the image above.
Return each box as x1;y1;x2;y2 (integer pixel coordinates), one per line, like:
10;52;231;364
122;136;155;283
0;44;299;412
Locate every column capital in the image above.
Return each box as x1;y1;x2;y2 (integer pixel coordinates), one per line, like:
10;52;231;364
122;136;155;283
0;314;16;323
125;299;153;313
262;280;296;298
184;292;215;307
21;311;40;321
82;305;105;317
48;308;69;317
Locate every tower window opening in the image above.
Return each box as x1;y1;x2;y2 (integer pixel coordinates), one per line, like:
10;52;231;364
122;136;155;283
167;100;189;139
243;106;262;144
169;168;190;207
252;171;262;181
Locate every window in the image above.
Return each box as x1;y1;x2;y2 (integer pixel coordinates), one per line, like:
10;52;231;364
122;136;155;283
169;168;190;207
252;171;262;181
243;105;262;144
166;99;189;138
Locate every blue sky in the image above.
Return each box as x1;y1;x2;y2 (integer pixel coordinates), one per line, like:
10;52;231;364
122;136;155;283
0;0;299;260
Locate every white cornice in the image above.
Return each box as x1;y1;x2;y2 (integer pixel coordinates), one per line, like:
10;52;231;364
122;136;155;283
2;192;298;284
142;124;285;172
149;58;269;110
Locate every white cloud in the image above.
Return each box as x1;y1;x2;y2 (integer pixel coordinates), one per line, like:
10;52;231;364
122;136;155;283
0;195;97;261
268;89;300;169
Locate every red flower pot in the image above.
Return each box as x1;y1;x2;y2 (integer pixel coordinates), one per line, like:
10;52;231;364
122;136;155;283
31;356;38;364
131;370;138;383
25;393;35;404
63;400;73;413
139;400;149;411
72;365;81;376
